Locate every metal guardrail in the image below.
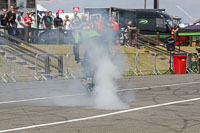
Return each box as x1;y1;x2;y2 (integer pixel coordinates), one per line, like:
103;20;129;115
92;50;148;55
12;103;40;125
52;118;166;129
0;53;6;83
0;53;71;83
35;53;70;80
0;27;74;44
3;53;37;82
0;52;198;83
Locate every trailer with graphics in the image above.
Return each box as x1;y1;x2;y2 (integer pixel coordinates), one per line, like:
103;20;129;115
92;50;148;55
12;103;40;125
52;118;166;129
84;7;174;45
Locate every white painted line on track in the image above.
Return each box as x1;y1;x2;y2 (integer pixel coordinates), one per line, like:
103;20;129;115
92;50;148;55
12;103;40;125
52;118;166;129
0;81;200;105
0;97;200;133
0;93;86;105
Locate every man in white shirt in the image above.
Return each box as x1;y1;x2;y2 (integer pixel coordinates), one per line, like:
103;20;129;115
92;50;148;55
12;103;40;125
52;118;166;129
63;15;71;30
17;11;26;28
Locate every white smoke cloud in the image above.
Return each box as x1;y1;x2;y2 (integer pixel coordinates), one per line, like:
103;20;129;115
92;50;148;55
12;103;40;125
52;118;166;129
82;34;130;110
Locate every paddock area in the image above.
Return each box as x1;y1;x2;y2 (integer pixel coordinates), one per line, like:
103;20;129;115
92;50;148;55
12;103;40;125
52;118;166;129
0;74;200;133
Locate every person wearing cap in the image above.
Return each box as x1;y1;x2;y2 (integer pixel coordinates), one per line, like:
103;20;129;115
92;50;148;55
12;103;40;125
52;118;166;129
24;11;33;42
31;10;37;28
24;10;32;27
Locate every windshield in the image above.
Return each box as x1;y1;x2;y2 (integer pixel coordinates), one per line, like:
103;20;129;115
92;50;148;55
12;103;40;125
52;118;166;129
160;12;174;28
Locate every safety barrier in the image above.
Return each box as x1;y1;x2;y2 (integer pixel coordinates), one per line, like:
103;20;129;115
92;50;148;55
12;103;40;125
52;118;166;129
0;53;6;83
154;53;171;74
137;53;156;75
66;53;83;79
0;52;198;83
35;53;69;80
114;53;138;75
3;53;38;82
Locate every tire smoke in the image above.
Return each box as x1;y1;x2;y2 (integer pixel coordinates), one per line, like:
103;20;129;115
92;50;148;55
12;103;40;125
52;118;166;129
83;36;129;110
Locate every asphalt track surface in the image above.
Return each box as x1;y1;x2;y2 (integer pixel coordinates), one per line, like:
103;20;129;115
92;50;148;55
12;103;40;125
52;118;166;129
0;74;200;133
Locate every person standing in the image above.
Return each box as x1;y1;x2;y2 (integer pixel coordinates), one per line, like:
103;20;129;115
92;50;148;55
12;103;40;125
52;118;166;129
54;12;63;29
71;12;81;29
0;9;8;27
42;11;53;30
63;15;71;30
107;17;119;45
127;20;136;46
196;47;200;73
30;10;37;28
63;15;73;44
53;12;63;44
0;9;8;34
24;11;33;42
94;15;104;33
42;11;53;43
17;11;26;28
71;12;81;62
7;5;17;36
171;21;179;42
16;11;26;41
24;11;32;27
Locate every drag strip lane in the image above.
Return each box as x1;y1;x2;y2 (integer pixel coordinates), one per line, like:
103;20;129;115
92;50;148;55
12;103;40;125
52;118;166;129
0;81;200;105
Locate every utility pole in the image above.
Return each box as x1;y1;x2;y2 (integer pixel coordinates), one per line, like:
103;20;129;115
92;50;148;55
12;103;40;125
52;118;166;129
154;0;159;9
8;0;11;8
144;0;146;9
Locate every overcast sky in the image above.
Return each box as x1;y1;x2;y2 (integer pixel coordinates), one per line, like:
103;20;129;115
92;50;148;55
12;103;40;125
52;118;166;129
37;0;200;23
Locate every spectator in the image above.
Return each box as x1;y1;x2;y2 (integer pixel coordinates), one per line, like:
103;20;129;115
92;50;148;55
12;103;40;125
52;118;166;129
49;11;54;27
196;47;200;73
63;15;73;44
71;12;81;62
94;15;104;32
7;5;17;36
54;12;63;29
173;21;179;33
24;10;32;27
80;15;89;28
107;17;119;45
17;11;26;28
30;10;37;28
63;15;71;30
127;20;136;46
14;6;19;20
0;9;8;34
16;11;26;41
7;6;16;28
24;10;33;42
0;9;8;27
171;21;179;39
71;12;81;29
42;10;53;29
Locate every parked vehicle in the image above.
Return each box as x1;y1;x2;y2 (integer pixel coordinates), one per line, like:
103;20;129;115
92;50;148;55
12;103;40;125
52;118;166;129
85;7;174;45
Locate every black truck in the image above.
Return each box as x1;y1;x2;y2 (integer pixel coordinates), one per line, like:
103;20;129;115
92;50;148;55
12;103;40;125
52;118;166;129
84;7;174;44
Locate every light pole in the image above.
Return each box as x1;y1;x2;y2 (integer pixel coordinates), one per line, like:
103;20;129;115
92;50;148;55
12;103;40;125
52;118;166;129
144;0;146;9
154;0;159;9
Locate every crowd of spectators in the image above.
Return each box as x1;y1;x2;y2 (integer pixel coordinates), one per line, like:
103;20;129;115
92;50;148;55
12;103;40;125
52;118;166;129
0;5;121;33
0;6;136;46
